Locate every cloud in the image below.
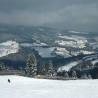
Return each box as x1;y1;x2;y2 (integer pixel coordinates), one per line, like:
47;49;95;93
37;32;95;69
0;0;98;32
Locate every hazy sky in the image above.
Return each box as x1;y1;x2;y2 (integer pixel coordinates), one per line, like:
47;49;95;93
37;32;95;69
0;0;98;32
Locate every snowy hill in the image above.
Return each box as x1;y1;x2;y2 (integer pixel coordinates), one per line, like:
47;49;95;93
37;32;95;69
0;25;98;71
58;61;79;72
0;40;19;57
0;75;98;98
57;54;98;72
0;25;97;59
56;35;87;48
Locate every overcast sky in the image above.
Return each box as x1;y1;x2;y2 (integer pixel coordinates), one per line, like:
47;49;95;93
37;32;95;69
0;0;98;32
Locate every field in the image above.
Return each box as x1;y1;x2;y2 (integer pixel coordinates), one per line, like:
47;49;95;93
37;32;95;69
0;75;98;98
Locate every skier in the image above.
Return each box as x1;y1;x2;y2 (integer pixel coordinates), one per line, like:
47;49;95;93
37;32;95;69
8;79;11;83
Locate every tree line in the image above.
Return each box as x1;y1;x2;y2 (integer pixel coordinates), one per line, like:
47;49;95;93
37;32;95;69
0;53;95;80
24;53;93;80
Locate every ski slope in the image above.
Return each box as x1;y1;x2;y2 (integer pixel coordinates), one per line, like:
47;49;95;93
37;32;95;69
0;75;98;98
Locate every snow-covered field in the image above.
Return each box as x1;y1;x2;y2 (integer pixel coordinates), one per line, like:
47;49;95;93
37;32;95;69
0;75;98;98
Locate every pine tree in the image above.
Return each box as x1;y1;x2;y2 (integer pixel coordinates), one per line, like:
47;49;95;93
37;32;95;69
71;70;77;79
0;62;6;71
47;60;56;77
25;53;37;77
64;71;69;79
88;74;92;79
42;63;47;75
81;73;88;79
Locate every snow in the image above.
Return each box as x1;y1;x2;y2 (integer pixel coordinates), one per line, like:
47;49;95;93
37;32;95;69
82;54;98;61
55;40;86;48
55;36;87;48
71;50;94;56
28;34;94;58
57;54;97;72
55;51;71;58
92;59;98;65
68;31;88;34
79;50;94;55
0;40;19;57
53;47;71;58
58;35;87;43
21;42;47;47
69;31;82;34
58;61;79;72
0;75;98;98
38;28;45;32
56;35;87;48
34;47;55;58
33;42;47;46
29;44;94;58
20;43;33;47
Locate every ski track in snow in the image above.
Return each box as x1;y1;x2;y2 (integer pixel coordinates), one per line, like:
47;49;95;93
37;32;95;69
0;75;98;98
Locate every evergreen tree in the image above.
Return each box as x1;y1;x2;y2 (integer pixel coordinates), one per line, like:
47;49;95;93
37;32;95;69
0;62;6;71
41;65;46;75
71;70;77;79
64;71;69;79
47;60;56;77
88;74;92;79
81;73;88;79
25;53;37;77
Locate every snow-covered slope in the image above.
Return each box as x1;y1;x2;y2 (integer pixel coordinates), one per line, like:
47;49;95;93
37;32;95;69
92;59;98;65
53;47;71;58
55;35;88;48
58;61;79;72
0;40;19;57
0;75;98;98
58;54;98;72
